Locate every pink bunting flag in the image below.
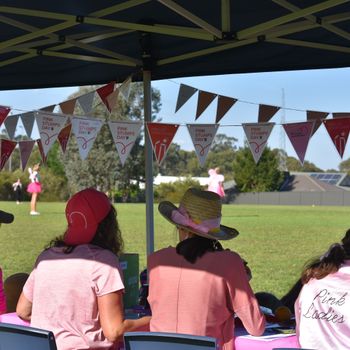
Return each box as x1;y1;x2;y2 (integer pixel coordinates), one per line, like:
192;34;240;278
242;122;275;164
258;104;280;123
146;123;179;165
108;121;142;166
0;139;16;170
216;95;237;123
283;121;315;165
323;118;350;158
58;124;72;154
19;140;35;170
36;112;68;156
97;82;115;112
187;124;219;167
106;89;119;113
71;117;103;160
0;106;11;126
175;84;198;113
306;111;329;136
59;98;77;115
36;139;47;164
196;91;217;120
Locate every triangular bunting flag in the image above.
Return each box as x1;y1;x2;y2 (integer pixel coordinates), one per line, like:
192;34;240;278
58;124;72;154
71;117;103;160
307;111;329;136
19;140;35;170
216;95;237;123
37;139;47;164
119;76;132;101
97;82;115;112
21;112;35;138
283;121;315;165
187;124;219;167
59;98;77;115
333;112;350;119
4;114;19;139
243;122;275;164
40;105;56;112
0;139;17;170
108;121;142;166
0;106;11;126
258;104;280;123
77;91;95;115
175;84;198;113
323;118;350;158
106;89;119;113
36;111;68;156
196;91;217;120
146;123;179;165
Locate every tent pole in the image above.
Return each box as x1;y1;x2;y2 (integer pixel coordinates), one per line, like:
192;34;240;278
143;69;154;256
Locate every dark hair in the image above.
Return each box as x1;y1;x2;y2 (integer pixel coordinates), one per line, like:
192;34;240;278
47;206;124;256
280;278;303;311
301;229;350;284
176;235;223;264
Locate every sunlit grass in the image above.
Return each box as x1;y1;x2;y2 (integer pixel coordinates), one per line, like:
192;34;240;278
0;201;348;298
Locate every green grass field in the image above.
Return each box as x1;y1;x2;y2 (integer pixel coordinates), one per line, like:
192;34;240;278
0;201;349;298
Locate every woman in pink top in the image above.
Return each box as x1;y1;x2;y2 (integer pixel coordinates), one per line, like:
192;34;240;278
148;188;265;350
17;188;150;350
295;230;350;350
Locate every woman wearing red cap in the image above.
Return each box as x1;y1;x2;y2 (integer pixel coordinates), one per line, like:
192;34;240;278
17;188;150;350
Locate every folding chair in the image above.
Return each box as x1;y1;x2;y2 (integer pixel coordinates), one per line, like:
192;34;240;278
0;322;57;350
124;331;217;350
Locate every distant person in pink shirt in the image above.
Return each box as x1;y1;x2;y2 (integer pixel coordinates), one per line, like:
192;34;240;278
207;167;225;198
295;229;350;350
0;210;15;315
148;188;265;350
17;188;150;350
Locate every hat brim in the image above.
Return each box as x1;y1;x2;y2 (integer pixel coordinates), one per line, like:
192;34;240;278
0;210;14;224
158;201;239;240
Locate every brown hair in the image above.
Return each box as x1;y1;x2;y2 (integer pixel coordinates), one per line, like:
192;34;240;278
301;229;350;284
47;206;124;256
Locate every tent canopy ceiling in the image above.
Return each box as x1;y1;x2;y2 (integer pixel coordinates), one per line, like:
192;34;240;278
0;0;350;90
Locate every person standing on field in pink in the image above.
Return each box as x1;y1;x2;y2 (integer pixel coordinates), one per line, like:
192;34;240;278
27;163;42;216
208;167;225;198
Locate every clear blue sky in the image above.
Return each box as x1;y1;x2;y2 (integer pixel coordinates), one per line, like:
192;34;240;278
1;67;350;171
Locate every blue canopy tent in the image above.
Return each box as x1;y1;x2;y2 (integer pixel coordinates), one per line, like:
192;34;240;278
0;0;349;254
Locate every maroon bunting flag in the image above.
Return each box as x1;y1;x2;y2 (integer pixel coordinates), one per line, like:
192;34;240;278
0;106;11;127
36;139;48;164
333;112;350;119
323;118;350;158
97;82;115;112
258;104;280;123
58;124;72;154
19;140;35;170
196;91;217;120
306;111;329;136
175;84;198;113
0;139;17;170
216;95;237;123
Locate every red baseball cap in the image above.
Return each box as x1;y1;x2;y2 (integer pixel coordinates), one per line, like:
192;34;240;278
64;188;112;245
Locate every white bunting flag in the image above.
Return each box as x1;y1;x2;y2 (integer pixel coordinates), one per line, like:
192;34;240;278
243;122;274;164
119;76;132;101
71;117;103;160
108;121;142;166
187;124;219;167
4;114;19;139
36;111;68;156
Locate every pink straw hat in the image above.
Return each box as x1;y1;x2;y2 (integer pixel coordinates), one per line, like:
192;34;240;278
64;188;112;245
158;187;239;240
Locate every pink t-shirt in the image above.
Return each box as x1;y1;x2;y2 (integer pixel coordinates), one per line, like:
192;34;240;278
23;244;124;350
295;261;350;350
0;268;6;314
148;247;265;350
